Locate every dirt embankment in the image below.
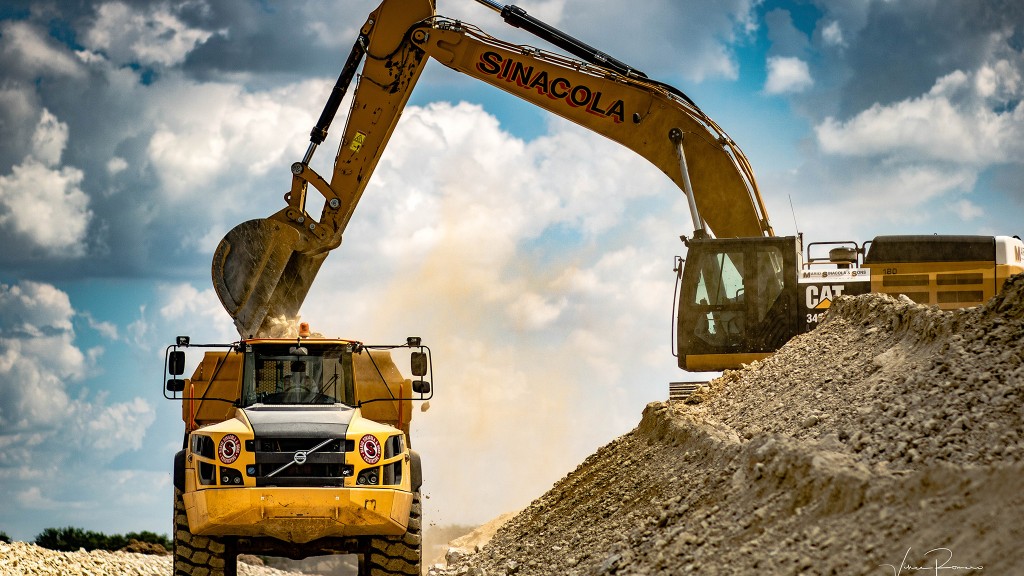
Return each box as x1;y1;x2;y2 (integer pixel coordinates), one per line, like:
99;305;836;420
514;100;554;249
434;275;1024;575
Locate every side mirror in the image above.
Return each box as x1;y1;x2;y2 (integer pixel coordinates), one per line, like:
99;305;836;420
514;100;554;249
412;380;431;394
166;378;186;392
169;351;186;376
410;351;428;377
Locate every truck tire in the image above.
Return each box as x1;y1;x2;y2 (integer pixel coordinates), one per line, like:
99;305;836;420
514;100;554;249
363;492;422;576
173;487;238;576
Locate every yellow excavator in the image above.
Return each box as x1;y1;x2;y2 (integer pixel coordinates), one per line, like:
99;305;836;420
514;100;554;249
211;0;1023;368
211;0;773;343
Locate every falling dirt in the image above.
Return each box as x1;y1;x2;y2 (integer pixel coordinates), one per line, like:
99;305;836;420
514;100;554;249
432;275;1024;575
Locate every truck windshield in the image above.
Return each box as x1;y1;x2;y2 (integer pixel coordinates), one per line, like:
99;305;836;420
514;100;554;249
240;343;355;407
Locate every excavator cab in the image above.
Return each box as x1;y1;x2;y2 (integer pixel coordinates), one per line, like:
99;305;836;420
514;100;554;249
676;236;801;372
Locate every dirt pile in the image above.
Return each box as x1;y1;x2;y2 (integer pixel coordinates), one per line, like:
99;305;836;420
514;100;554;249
119;538;171;555
433;275;1024;575
0;541;307;575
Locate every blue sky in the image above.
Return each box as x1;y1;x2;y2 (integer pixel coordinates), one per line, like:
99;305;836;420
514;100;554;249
1;0;1022;541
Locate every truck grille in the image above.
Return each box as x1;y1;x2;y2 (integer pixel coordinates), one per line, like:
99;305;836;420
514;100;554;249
248;437;355;487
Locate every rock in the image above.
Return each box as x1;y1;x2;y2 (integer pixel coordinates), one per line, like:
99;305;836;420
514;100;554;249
447;547;472;565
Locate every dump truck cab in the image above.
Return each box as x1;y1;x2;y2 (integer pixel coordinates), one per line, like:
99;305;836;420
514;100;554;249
164;330;431;576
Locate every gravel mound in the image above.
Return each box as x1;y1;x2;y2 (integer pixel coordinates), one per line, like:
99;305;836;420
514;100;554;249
0;541;308;576
433;275;1024;575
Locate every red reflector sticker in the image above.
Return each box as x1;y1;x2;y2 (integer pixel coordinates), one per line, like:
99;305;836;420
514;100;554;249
218;434;241;464
359;434;381;464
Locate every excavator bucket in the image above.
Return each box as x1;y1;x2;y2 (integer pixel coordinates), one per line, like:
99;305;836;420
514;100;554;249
212;218;328;338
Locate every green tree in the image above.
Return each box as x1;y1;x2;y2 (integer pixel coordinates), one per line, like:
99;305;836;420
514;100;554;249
34;526;172;553
35;526;105;551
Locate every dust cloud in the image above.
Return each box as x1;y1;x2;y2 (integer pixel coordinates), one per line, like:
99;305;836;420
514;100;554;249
257;315;324;338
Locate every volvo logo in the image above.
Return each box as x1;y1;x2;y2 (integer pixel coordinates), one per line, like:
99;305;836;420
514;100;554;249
266;437;335;478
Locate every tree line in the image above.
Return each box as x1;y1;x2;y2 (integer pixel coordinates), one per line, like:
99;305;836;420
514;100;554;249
0;527;172;552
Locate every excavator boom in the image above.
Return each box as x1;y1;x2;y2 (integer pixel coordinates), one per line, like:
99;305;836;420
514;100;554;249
213;0;772;338
412;19;771;238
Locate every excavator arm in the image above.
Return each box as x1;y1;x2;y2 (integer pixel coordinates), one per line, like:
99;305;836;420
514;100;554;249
213;0;435;337
213;0;773;338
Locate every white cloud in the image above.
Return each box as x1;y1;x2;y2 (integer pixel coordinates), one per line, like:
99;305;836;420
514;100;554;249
80;311;120;341
815;67;1024;166
950;198;983;220
0;162;90;256
973;59;1021;102
759;155;985;245
844;164;976;218
70;396;155;452
17;486;66;511
125;305;153;350
0;280;75;334
0;287;75;429
0;159;90;254
158;283;223;321
156;282;238;343
30;109;69;167
106;156;128;175
0;110;92;256
0;281;154;457
145;78;330;207
83;1;221;67
0;21;84;78
821;21;845;47
764;56;814;94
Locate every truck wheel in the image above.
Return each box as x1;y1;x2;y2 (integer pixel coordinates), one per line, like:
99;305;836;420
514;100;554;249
173;487;238;576
364;492;422;576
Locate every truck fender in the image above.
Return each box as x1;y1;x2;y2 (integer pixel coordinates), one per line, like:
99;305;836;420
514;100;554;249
410;449;423;492
173;449;186;492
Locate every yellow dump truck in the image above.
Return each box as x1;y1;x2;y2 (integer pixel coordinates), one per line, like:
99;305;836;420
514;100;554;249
164;328;431;575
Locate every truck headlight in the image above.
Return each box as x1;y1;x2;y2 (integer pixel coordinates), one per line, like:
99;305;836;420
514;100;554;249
357;467;379;485
220;467;243;485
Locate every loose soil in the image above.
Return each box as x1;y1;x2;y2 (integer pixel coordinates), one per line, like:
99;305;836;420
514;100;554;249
432;275;1024;575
